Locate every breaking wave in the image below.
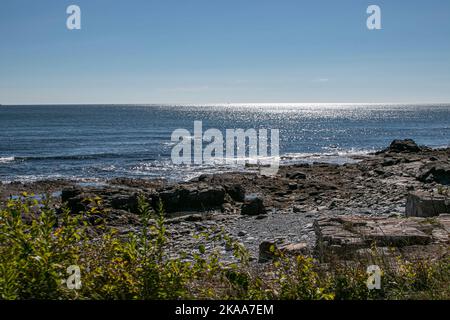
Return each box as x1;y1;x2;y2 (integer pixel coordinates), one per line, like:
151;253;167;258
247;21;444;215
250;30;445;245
0;157;15;164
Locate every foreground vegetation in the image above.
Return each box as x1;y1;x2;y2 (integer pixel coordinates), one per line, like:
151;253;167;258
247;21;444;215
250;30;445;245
0;194;448;300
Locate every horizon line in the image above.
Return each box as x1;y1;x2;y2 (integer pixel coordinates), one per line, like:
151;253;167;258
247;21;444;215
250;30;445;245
2;101;450;106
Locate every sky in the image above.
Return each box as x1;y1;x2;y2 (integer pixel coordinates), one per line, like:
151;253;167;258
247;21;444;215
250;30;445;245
1;0;450;104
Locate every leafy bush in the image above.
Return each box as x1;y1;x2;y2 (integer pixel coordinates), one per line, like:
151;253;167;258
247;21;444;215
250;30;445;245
0;195;448;300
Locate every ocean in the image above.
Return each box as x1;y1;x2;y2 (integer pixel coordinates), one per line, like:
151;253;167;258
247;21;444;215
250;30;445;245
1;104;449;183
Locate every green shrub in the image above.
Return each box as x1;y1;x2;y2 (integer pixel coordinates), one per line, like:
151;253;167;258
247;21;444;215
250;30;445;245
0;194;448;300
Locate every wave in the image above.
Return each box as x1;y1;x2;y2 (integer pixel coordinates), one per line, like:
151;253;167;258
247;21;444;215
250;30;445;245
0;156;15;163
0;148;376;184
281;148;375;165
0;174;106;184
10;153;146;162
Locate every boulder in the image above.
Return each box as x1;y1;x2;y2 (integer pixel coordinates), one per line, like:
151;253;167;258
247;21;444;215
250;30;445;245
157;185;225;213
61;187;81;202
61;187;97;214
62;183;228;215
198;187;226;207
110;193;140;212
223;184;245;202
61;186;152;214
241;195;266;216
405;191;450;217
417;162;450;185
388;139;421;153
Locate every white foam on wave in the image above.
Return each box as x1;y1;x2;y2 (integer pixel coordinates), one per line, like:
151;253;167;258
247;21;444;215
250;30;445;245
0;156;15;163
0;148;377;184
1;173;63;184
0;174;106;184
282;148;375;165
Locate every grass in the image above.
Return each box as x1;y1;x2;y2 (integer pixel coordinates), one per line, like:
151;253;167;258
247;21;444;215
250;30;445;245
0;194;448;300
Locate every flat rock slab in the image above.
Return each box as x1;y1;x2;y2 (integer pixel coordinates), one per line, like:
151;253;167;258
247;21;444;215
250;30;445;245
314;215;449;258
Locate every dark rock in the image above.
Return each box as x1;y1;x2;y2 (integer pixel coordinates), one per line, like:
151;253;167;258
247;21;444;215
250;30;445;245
61;186;152;214
288;183;298;190
293;163;310;168
61;187;81;203
87;214;104;225
110;193;139;212
287;172;307;180
198;187;226;207
197;174;210;182
405;191;450;217
157;185;226;213
241;195;266;216
417;162;450;185
388;139;421;153
224;184;245;202
62;190;92;214
382;157;400;166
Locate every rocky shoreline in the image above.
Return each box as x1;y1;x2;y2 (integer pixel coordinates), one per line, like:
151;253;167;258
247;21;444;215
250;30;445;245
1;139;449;262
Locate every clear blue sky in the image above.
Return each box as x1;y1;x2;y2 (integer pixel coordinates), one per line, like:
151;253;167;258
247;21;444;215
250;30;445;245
1;0;449;104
